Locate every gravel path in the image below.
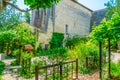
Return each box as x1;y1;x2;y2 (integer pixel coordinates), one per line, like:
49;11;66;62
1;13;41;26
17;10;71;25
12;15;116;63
1;53;120;80
2;59;19;80
111;53;120;63
78;72;99;80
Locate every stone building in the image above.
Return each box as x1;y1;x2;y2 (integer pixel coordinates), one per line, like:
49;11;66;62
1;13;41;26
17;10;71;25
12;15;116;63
31;0;107;44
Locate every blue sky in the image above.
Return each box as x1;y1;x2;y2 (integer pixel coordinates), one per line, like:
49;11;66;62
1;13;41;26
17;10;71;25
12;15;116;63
78;0;109;11
17;0;110;11
17;0;28;9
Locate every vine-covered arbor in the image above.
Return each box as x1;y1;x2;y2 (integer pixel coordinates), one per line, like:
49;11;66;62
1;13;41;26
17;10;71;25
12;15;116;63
90;12;120;79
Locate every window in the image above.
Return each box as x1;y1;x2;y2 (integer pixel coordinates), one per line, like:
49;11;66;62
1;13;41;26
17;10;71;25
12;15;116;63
65;24;68;35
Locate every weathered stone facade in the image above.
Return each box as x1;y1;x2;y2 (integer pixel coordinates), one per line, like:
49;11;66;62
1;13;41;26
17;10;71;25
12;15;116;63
53;0;92;36
31;0;93;36
31;0;107;44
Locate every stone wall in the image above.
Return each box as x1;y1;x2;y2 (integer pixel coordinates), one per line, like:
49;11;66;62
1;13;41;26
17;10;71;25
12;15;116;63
50;0;92;36
30;0;109;44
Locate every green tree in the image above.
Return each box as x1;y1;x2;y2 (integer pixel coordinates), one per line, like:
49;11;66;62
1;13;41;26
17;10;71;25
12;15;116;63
0;0;22;30
90;12;120;42
105;0;120;19
0;30;16;53
14;24;36;47
0;0;60;12
24;0;60;9
25;9;30;23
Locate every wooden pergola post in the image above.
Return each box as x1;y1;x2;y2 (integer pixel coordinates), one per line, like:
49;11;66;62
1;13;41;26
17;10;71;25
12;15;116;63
99;42;102;79
108;38;111;78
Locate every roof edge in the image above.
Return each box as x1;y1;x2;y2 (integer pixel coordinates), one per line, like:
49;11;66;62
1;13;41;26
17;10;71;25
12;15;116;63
71;0;93;12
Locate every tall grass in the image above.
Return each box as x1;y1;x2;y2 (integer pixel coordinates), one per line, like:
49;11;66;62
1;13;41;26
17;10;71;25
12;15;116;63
68;40;100;74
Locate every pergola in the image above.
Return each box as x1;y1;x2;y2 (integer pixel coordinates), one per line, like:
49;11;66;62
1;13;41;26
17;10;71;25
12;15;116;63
91;12;120;79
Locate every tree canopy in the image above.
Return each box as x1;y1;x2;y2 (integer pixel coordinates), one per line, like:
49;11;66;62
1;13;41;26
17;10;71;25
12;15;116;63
90;12;120;42
24;0;60;9
0;0;60;12
105;0;120;18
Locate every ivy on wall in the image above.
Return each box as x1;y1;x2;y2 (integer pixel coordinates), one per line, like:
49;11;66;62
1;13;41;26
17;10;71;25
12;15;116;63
49;32;64;49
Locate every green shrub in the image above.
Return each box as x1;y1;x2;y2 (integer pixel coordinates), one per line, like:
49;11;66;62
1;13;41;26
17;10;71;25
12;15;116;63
65;35;88;47
31;57;45;75
5;54;15;59
111;62;120;77
20;51;32;75
69;40;106;74
36;47;68;61
0;60;5;75
10;60;19;66
49;32;64;49
0;30;16;53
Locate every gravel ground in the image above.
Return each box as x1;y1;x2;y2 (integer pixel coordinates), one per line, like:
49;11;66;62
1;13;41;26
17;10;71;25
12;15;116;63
111;53;120;63
1;53;120;80
78;72;99;80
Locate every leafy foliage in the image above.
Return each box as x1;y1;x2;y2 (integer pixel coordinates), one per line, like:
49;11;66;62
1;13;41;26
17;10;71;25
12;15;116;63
25;9;30;23
0;30;16;44
65;35;88;47
10;60;19;66
36;47;68;61
24;0;60;9
49;32;64;49
68;38;101;74
0;30;16;52
31;57;45;74
0;60;5;75
14;24;36;47
110;62;120;77
105;0;120;18
0;0;22;30
21;51;32;60
20;51;33;78
90;12;120;42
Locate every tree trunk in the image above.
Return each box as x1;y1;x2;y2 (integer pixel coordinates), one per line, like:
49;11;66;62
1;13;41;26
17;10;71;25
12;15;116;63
6;43;10;55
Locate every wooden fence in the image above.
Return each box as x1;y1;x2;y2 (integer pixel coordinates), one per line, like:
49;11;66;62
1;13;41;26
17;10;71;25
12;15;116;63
35;59;78;80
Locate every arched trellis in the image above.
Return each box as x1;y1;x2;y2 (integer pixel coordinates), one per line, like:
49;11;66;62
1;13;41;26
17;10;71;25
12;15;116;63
99;38;111;79
91;12;120;79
